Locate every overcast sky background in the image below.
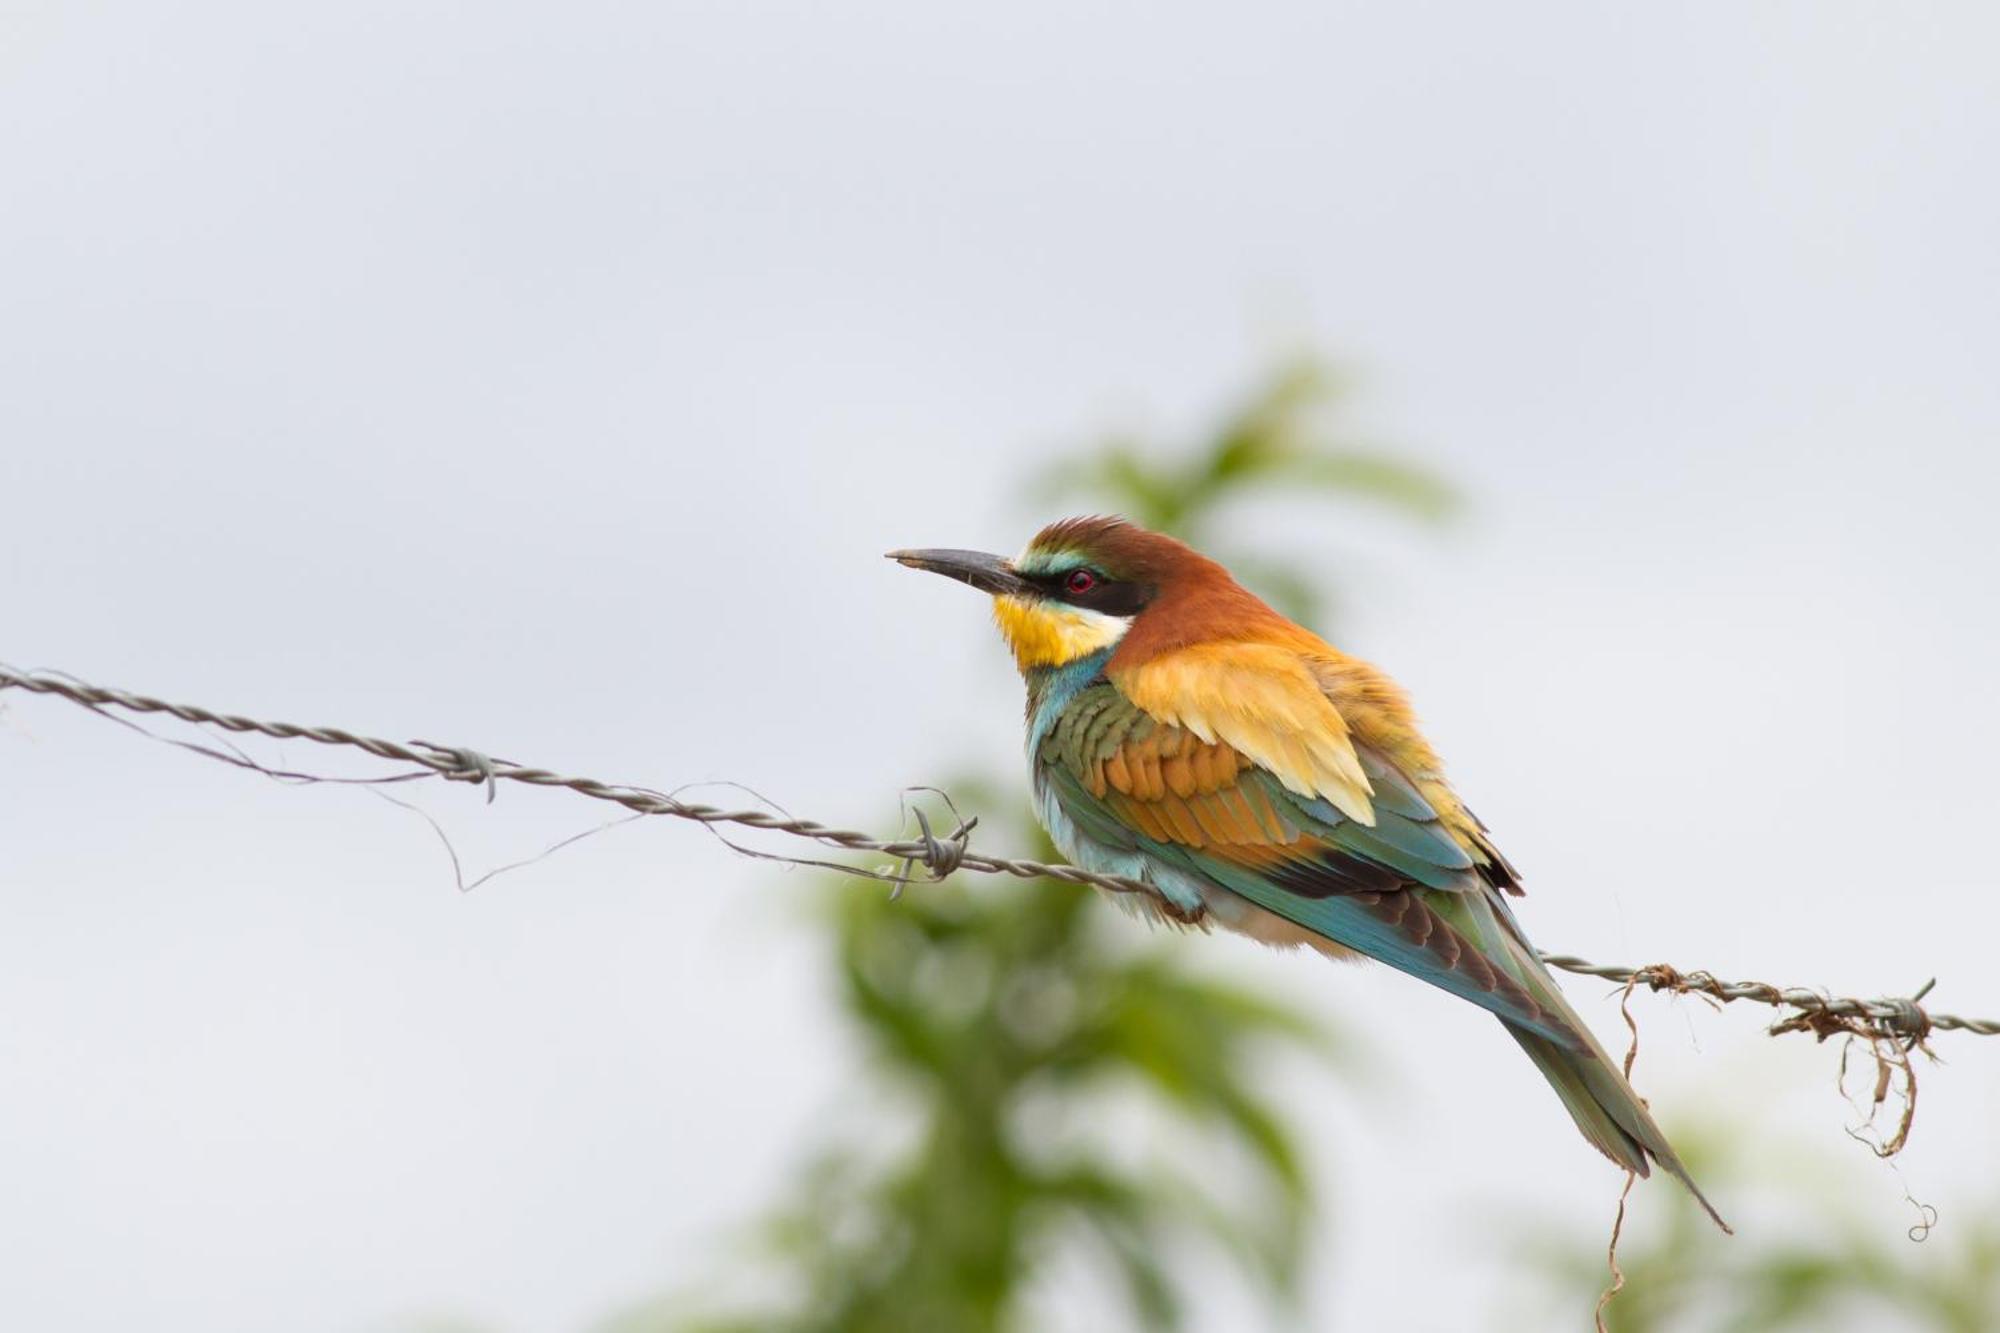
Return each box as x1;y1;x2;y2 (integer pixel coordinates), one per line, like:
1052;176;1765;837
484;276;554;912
4;3;1998;1330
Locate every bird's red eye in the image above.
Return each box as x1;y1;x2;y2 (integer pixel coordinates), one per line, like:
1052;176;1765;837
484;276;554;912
1065;569;1098;594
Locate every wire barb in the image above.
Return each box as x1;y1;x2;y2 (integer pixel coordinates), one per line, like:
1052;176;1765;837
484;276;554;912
413;740;501;803
888;807;977;901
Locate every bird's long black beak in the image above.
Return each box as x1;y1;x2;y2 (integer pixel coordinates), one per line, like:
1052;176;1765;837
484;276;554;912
886;547;1032;597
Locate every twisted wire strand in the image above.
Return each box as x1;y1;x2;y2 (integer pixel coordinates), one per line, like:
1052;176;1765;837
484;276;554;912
0;663;1170;904
4;662;1991;1041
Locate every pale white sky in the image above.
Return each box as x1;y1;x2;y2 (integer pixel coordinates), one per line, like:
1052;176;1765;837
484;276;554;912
4;3;1998;1331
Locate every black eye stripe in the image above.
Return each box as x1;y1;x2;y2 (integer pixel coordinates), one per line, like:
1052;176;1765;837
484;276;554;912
1026;568;1155;617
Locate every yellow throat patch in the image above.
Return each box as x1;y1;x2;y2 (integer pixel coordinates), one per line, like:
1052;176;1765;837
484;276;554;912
992;595;1129;670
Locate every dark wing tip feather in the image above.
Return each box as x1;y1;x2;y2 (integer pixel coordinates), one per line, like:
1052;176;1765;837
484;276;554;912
1344;890;1565;1037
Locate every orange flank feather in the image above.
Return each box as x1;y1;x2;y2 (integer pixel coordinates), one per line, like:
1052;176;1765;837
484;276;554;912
1111;642;1376;824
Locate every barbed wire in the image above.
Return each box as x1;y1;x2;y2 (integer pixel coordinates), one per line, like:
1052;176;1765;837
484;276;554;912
4;662;1993;1050
1539;957;1994;1040
0;661;1195;914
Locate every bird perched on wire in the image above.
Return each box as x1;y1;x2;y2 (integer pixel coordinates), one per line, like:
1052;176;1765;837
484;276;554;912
890;515;1728;1230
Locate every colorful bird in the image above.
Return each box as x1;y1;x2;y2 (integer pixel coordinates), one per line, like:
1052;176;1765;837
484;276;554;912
890;515;1727;1229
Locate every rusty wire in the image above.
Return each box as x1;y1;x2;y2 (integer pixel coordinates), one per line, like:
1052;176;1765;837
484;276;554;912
3;661;1992;1047
1535;956;1996;1040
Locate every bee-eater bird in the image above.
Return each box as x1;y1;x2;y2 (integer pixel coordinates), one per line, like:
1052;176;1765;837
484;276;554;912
890;515;1727;1229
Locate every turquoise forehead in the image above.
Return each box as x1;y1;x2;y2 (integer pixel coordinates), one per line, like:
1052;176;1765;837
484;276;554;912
1014;546;1092;576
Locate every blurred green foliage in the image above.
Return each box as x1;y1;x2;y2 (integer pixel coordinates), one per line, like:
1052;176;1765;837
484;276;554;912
626;812;1340;1333
1500;1121;2000;1332
615;361;1452;1333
